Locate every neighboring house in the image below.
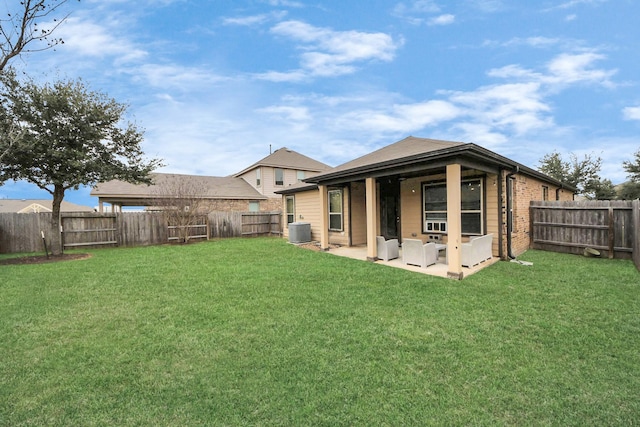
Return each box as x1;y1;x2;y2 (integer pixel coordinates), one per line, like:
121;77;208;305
276;137;575;279
91;147;331;213
0;199;95;213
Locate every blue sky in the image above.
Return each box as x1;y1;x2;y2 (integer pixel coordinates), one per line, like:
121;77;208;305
2;0;639;208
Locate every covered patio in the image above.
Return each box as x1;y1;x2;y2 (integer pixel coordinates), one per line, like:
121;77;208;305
326;244;500;279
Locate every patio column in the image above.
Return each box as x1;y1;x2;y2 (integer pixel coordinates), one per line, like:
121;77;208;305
365;177;378;261
446;164;463;280
98;200;104;213
319;185;329;250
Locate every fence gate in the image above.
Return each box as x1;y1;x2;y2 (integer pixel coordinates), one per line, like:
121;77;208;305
167;215;210;242
62;213;118;249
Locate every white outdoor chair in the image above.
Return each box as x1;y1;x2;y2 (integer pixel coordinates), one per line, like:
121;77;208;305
376;236;399;261
402;239;438;268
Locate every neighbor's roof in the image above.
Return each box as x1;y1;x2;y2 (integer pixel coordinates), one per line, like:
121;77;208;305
91;173;266;200
0;199;95;213
233;147;332;177
304;136;573;190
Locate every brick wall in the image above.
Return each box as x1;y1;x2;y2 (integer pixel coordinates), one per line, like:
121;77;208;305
501;171;574;257
200;197;282;213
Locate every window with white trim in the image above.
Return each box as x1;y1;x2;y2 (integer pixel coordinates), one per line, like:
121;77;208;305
256;168;261;187
422;178;484;235
285;196;295;225
296;170;305;182
275;168;284;186
328;189;343;231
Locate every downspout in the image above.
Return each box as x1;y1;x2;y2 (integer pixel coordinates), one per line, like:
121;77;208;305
497;169;504;260
506;166;519;259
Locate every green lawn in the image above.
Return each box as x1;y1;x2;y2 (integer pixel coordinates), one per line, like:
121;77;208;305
1;238;639;426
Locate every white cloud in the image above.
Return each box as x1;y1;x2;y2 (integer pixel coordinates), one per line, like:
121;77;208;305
623;106;640;121
222;11;287;26
488;52;616;89
55;17;147;64
393;1;440;15
339;100;460;133
260;20;400;80
263;0;304;7
428;14;455;25
130;64;230;90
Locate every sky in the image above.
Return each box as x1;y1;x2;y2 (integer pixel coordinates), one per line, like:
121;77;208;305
2;0;639;208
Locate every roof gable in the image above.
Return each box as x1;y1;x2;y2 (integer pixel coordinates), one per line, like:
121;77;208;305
0;199;94;213
326;137;466;175
233;147;331;177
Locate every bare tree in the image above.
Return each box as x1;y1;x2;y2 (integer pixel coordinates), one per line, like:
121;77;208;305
153;175;210;244
0;0;78;71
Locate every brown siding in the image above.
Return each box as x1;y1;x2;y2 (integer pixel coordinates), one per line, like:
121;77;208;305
350;181;367;246
400;177;424;241
485;174;500;257
281;189;321;242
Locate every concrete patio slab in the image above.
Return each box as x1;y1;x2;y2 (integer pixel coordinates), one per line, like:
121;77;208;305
324;244;499;279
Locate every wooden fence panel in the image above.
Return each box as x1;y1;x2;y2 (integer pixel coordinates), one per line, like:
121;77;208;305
530;200;634;259
208;211;243;238
0;212;52;254
1;210;283;254
62;213;118;249
117;212;168;247
241;212;281;237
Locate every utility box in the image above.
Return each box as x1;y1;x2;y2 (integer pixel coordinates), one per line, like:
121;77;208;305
288;222;311;244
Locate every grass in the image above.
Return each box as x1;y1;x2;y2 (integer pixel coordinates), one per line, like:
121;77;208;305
1;238;639;426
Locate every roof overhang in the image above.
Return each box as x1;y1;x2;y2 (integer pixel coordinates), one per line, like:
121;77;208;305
304;143;574;191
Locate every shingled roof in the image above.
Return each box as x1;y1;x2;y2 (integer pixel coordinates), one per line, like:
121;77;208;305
233;147;331;177
304;136;571;189
91;173;266;200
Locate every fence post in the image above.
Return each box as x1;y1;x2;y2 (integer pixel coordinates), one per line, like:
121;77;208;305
634;199;640;271
608;205;615;259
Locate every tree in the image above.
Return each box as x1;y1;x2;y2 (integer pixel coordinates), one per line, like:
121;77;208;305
618;181;640;200
588;178;617;200
0;1;78;162
538;151;608;199
0;71;163;255
623;148;640;182
153;175;210;244
0;0;78;71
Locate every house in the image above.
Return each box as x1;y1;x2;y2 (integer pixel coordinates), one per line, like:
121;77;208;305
91;147;331;213
277;137;574;279
0;199;95;213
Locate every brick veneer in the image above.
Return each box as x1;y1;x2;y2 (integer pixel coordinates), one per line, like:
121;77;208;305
501;171;573;257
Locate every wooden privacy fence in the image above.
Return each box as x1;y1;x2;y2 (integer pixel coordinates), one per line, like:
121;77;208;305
0;211;282;254
530;200;638;269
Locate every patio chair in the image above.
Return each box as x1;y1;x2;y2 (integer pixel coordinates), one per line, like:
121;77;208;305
402;239;438;268
461;234;493;267
376;236;399;261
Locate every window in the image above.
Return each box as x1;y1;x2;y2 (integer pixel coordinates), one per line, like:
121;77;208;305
275;168;284;186
422;178;484;235
297;170;305;182
249;201;260;212
256;169;261;187
285;196;295;224
542;185;549;201
328;189;343;231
